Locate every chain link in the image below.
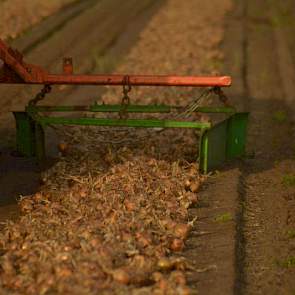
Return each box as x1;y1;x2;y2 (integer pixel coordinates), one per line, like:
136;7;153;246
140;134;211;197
119;76;132;119
213;86;230;106
173;87;214;119
29;84;52;106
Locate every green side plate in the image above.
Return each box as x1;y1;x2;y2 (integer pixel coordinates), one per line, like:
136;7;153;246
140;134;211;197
199;112;249;174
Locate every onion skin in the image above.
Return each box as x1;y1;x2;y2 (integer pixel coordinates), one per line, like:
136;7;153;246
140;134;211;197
79;189;87;198
58;142;68;155
112;269;130;285
33;192;43;202
186;192;198;205
173;224;190;240
157;258;173;271
177;286;191;295
170;271;186;285
124;200;136;212
136;233;152;248
89;238;101;248
189;181;200;193
184;179;191;189
158;278;168;291
170;239;184;252
152;272;164;282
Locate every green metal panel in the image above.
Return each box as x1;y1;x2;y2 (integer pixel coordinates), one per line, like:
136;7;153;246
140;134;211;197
15;102;247;174
226;112;249;159
199;112;249;174
38;116;211;129
199;120;227;174
199;132;209;174
13;112;36;157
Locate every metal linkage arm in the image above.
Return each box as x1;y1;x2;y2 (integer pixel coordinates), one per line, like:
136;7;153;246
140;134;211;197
0;38;47;83
43;74;231;87
0;38;231;87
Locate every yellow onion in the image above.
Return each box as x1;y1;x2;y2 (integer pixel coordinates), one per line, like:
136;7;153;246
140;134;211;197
184;179;191;189
63;245;73;252
121;232;132;242
185;192;198;205
58;142;68;155
55;266;72;278
173;223;190;240
112;269;130;285
157;257;174;271
152;272;163;282
158;278;168;291
124;200;136;212
170;271;186;285
160;218;177;230
170;239;184;252
79;189;87;198
19;199;33;213
189;181;200;193
177;286;191;295
33;192;43;202
136;232;152;248
89;238;101;248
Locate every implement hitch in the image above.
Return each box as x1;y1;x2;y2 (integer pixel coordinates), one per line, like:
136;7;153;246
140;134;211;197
0;38;248;173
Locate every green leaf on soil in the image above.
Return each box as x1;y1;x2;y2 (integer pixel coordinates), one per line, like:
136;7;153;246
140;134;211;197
273;111;287;123
282;175;295;187
286;229;295;239
215;213;232;223
276;256;295;268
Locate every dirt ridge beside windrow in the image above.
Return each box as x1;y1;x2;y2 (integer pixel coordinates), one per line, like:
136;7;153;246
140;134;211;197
226;0;295;294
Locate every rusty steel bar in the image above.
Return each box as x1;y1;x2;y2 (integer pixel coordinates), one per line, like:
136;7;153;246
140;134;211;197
43;74;231;87
0;38;232;87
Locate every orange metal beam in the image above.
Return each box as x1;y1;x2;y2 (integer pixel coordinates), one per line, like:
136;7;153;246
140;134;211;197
0;38;231;87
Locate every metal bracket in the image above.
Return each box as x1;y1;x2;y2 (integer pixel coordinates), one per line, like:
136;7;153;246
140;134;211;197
2;37;247;173
199;112;249;174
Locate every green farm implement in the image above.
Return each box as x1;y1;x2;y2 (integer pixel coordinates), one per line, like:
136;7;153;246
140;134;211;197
0;38;248;173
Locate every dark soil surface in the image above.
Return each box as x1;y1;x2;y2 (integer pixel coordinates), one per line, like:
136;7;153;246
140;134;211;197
190;0;295;294
239;0;295;293
1;0;295;294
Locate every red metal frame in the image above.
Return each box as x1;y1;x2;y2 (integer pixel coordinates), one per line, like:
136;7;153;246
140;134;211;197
0;38;231;87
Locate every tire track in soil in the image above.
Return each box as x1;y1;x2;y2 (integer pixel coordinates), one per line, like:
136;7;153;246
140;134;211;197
226;0;295;294
192;0;295;293
184;1;247;294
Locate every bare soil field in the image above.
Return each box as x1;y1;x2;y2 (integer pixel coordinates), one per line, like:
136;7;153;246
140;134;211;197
223;0;295;294
1;0;295;294
0;0;77;40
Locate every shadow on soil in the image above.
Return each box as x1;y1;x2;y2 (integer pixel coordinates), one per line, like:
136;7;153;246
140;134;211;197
218;97;295;175
0;127;57;224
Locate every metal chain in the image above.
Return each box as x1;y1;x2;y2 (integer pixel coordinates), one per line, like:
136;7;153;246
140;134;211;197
213;86;230;106
119;76;132;119
29;84;52;106
173;87;214;119
172;86;231;120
